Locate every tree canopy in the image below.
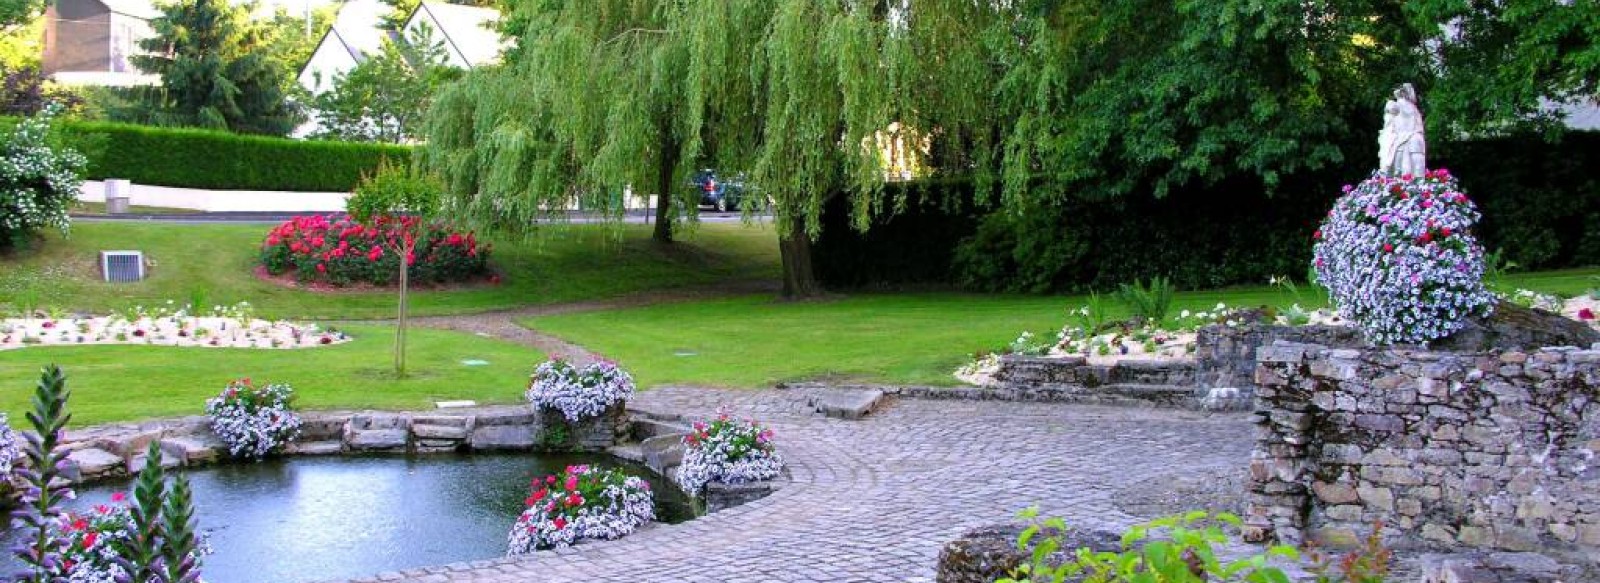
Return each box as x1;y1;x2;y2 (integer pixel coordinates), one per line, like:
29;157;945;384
129;0;300;135
311;23;461;143
425;0;1600;297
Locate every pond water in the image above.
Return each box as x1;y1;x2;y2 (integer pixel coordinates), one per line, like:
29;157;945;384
6;453;695;583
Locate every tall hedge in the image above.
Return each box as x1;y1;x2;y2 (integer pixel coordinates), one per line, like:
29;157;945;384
815;131;1600;292
0;119;412;192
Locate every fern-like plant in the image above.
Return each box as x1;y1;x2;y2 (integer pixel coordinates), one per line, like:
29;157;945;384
1117;276;1175;325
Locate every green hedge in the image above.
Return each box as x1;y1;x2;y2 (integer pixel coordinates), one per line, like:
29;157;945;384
35;119;411;192
815;131;1600;293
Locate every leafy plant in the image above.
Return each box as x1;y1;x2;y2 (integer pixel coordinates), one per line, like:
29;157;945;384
1073;293;1114;335
11;365;73;583
116;442;169;581
347;160;446;377
1117;276;1175;325
1001;509;1300;583
1305;521;1393;583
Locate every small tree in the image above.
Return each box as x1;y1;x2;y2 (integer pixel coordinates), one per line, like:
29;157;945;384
347;160;443;377
130;0;300;135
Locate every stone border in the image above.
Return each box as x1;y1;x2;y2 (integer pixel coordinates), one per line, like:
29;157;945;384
54;404;628;484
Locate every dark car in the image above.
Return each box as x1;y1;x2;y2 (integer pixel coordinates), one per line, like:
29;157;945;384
690;169;747;212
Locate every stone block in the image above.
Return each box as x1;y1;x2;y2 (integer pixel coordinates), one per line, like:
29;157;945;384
65;448;124;480
1356;485;1395;511
127;449;182;474
412;424;470;441
286;441;343;456
470;425;537;450
346;429;409;452
160;434;225;465
1312;481;1359;504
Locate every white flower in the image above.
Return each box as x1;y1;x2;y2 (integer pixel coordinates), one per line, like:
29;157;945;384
526;360;635;421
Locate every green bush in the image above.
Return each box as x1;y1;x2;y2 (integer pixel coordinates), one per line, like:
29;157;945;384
1;118;411;192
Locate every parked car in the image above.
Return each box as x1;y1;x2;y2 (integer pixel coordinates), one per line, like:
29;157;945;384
690;169;748;212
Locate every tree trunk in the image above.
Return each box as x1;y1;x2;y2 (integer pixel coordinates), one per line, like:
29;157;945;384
394;238;411;378
652;136;677;243
778;219;822;299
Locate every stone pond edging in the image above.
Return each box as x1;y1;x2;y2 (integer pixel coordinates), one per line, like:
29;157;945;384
1246;341;1600;569
53;404;632;485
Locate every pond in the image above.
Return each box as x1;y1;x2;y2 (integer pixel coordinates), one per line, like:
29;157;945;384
6;453;695;583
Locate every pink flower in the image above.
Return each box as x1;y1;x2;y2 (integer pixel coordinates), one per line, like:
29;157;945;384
111;492;126;502
1580;308;1595;321
565;475;579;491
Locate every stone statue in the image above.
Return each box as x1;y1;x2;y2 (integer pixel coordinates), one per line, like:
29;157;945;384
1378;83;1426;176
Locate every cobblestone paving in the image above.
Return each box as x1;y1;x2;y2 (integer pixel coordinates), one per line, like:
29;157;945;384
356;388;1255;583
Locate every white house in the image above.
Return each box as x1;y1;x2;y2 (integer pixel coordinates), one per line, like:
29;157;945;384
295;0;391;95
400;2;504;70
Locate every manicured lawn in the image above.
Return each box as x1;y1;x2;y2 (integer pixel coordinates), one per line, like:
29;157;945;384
0;325;541;426
523;269;1600;389
0;221;780;319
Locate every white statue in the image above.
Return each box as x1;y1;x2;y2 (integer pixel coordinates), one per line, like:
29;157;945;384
1378;83;1426;176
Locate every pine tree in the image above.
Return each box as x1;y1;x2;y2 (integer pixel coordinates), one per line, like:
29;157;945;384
131;0;300;136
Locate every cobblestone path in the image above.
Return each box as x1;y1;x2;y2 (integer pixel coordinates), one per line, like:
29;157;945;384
356;387;1254;583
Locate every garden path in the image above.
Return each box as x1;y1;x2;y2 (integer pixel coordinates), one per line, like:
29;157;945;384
346;387;1255;583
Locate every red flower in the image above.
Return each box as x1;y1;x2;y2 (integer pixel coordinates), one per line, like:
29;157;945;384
111;492;126;502
1382;243;1394;253
320;336;333;345
82;531;98;548
1580;308;1595;321
552;517;567;530
1440;227;1453;237
316;263;327;274
1418;233;1432;244
565;475;579;491
1312;229;1322;240
546;475;557;485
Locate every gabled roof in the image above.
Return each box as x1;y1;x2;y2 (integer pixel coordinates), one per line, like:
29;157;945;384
99;0;160;19
410;2;502;67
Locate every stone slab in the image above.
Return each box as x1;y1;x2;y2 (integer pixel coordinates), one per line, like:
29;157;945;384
346;429;409;452
811;388;885;420
412;424;470;441
469;425;537;450
65;448;124;480
161;434;225;465
286;441;344;456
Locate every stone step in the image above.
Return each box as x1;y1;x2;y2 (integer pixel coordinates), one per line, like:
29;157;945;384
809;388;887;420
1097;383;1198;408
607;444;645;463
630;417;688;441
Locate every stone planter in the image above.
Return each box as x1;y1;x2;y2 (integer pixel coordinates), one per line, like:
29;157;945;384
535;402;630;452
1247;342;1600;569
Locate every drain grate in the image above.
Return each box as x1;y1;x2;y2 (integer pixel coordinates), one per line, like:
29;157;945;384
99;250;145;282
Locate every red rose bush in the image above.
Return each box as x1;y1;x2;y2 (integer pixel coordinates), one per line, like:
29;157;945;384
507;465;655;554
259;215;491;286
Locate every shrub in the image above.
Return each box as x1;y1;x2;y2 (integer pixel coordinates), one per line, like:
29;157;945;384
675;412;783;495
506;464;654;553
47;489;207;582
1312;169;1497;345
0;106;86;250
526;359;636;422
258;215;491;286
2;118;411;191
205;378;302;459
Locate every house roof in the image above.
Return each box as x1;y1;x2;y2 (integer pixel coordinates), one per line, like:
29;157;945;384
412;2;503;66
99;0;160;19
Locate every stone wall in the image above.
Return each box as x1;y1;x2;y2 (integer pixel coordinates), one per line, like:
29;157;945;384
1247;342;1600;567
1194;324;1365;390
56;404;630;484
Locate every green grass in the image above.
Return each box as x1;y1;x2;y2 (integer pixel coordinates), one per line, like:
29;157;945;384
1;221;779;319
0;325;542;426
523;269;1600;389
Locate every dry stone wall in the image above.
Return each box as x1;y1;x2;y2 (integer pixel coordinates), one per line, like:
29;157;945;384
1247;342;1600;568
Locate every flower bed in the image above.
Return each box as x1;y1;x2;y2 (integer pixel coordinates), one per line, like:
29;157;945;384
1312;169;1496;345
48;492;209;581
506;465;655;553
526;360;635;421
258;215;492;287
675;412;783;495
205;379;302;459
0;302;347;351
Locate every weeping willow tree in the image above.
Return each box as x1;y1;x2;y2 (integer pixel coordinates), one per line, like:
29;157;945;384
424;0;1001;297
425;0;1585;297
